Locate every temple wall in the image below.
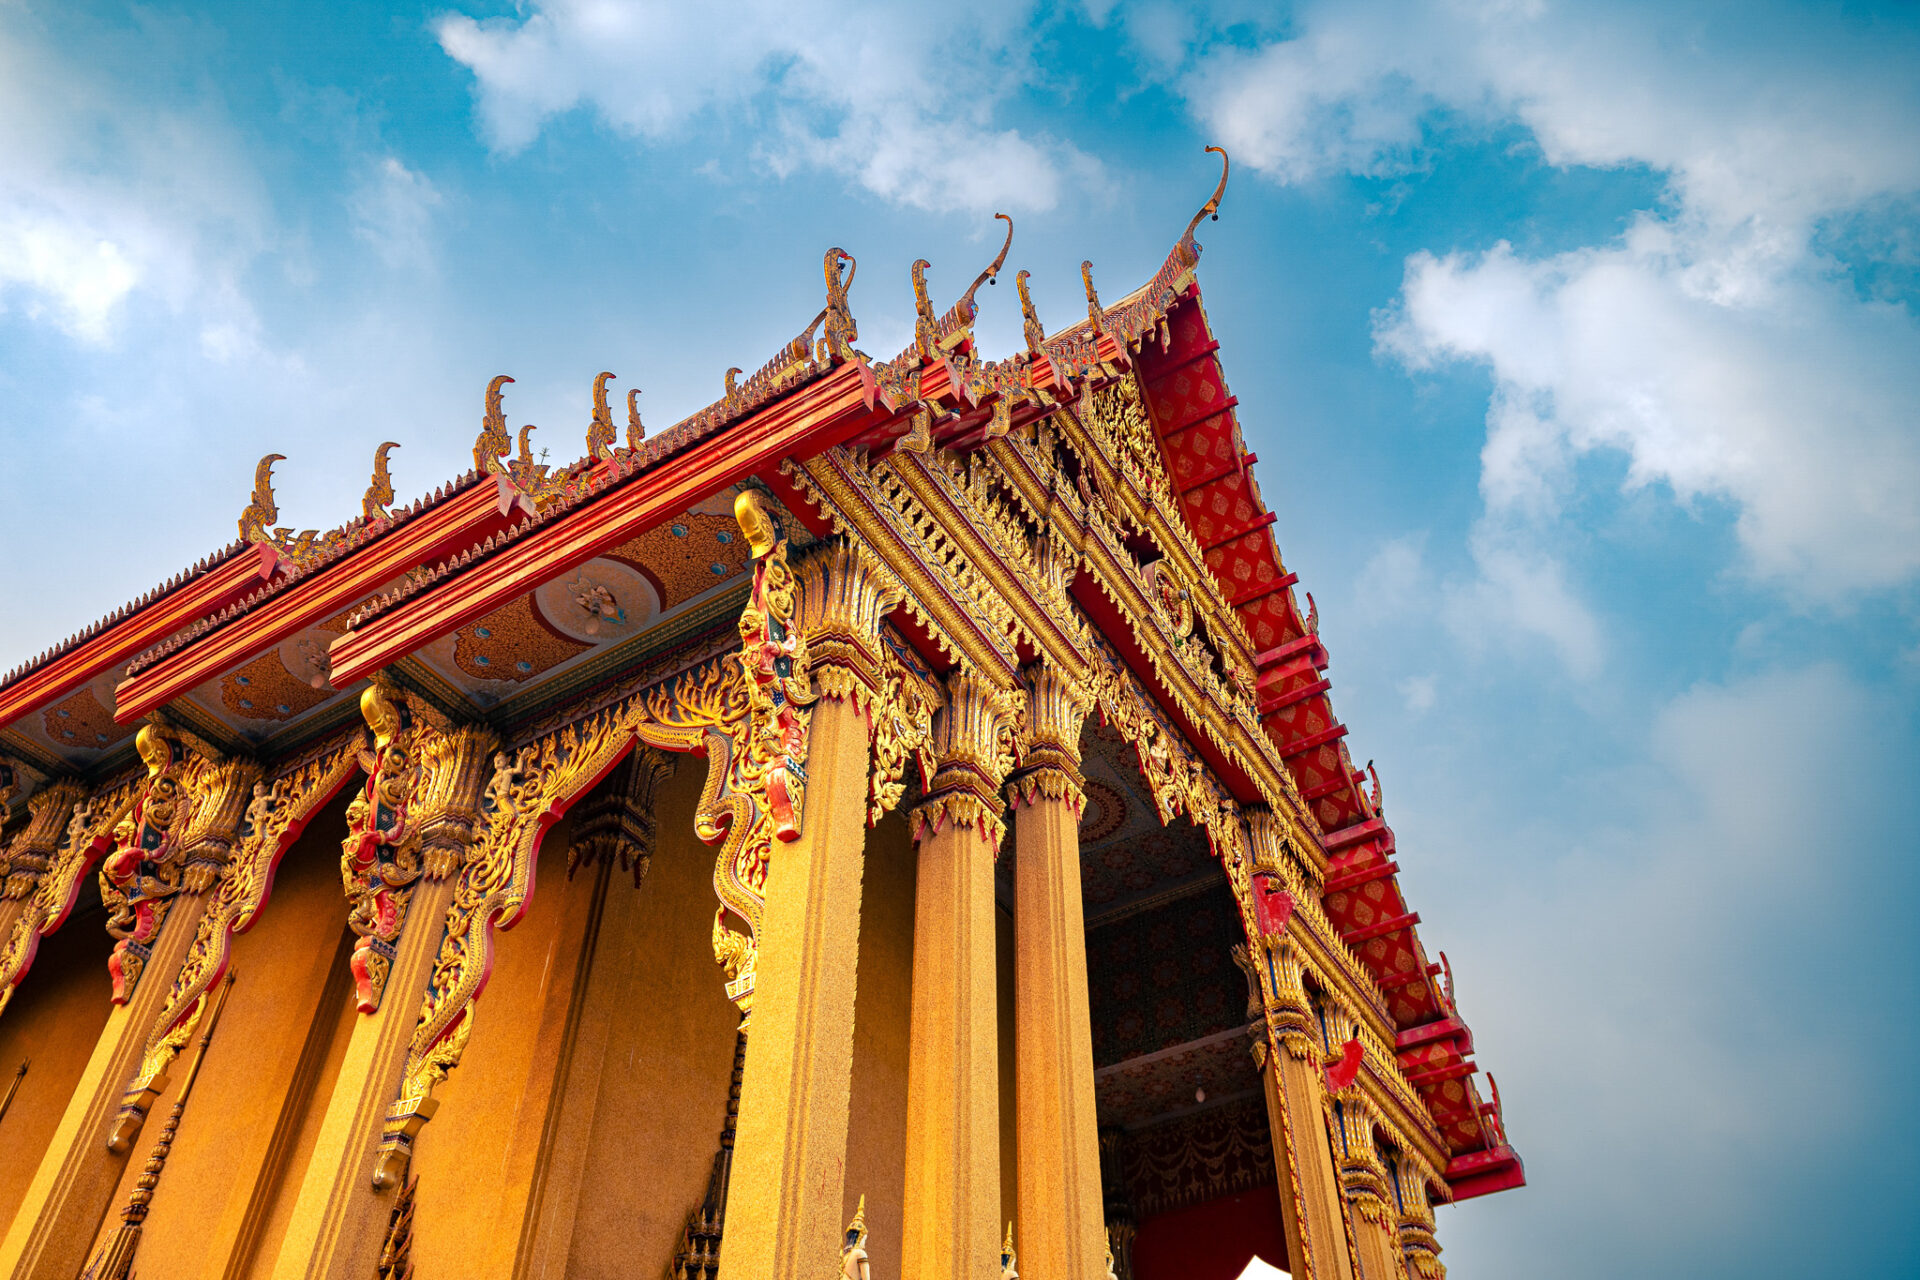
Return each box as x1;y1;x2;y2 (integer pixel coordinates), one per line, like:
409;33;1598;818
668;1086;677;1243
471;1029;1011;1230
842;807;915;1278
407;809;588;1274
551;760;746;1278
0;893;113;1235
78;792;357;1277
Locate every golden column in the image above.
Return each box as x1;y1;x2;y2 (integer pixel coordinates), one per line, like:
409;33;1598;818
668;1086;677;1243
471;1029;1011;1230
1255;936;1358;1280
901;669;1021;1280
1332;1091;1408;1280
1390;1152;1446;1280
2;736;257;1280
268;708;497;1280
721;539;901;1280
1006;662;1106;1280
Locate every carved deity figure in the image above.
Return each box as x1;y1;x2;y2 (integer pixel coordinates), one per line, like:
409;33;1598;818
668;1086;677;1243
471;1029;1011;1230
841;1196;871;1280
341;682;421;1011
101;724;191;1002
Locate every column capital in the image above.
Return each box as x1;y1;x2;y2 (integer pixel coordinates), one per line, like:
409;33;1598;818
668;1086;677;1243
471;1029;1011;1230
341;677;498;1012
1008;663;1093;811
908;668;1023;847
1331;1091;1393;1226
1;777;87;900
793;538;903;705
102;723;258;1003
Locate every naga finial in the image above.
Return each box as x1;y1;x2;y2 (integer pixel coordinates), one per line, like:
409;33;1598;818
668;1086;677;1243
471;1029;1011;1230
911;258;939;362
1365;759;1383;814
362;442;399;522
724;367;744;403
820;248;858;362
626;387;645;449
1183;145;1231;244
475;375;514;474
1016;269;1045;354
239;453;284;543
587;372;618;460
1082;260;1104;334
958;213;1014;316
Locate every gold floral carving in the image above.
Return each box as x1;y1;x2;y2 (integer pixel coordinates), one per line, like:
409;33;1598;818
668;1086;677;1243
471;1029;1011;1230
0;779;86;901
340;680;427;1013
0;776;141;1020
868;644;939;827
1009;664;1093;813
909;668;1022;847
109;738;360;1150
99;725;259;1005
371;495;825;1187
1116;1096;1276;1220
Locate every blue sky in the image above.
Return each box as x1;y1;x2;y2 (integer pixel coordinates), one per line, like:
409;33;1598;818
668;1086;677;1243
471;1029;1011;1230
3;2;1917;1275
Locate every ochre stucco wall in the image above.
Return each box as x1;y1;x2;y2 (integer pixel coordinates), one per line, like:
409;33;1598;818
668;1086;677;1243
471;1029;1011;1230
407;809;588;1274
0;890;114;1237
555;763;751;1278
76;790;358;1278
842;807;916;1279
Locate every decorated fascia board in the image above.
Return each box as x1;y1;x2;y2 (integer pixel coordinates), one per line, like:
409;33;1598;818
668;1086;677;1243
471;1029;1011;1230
1132;289;1523;1195
112;475;529;723
0;542;279;741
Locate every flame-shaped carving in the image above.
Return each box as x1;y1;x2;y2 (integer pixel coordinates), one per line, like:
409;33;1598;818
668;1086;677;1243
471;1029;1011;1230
587;372;618;460
238;454;283;543
819;247;858;363
911;258;938;362
627;388;645;449
475;375;514;474
1017;268;1045;354
1082;260;1104;334
362;442;400;522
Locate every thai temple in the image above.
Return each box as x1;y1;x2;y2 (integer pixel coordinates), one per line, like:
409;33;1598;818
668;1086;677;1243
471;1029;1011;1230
0;151;1521;1280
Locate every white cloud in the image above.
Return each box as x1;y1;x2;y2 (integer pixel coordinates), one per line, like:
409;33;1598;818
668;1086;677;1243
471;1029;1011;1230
434;0;1100;215
1172;0;1920;599
348;156;444;269
1434;663;1909;1274
0;8;269;345
1396;672;1436;713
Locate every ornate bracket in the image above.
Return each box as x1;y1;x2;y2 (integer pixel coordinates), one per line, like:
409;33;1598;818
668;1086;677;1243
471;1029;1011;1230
109;740;359;1151
0;777;141;1020
340;680;426;1013
909;669;1020;848
100;725;258;1004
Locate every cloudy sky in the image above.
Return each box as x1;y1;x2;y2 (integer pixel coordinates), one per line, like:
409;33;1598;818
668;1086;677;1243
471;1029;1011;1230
2;2;1916;1275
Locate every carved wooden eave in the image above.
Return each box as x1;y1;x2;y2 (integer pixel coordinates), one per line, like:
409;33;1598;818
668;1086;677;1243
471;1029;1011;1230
0;167;1520;1201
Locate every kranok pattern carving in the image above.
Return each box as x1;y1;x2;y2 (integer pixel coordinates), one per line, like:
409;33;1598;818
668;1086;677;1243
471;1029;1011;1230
341;680;425;1013
0;776;142;1020
369;491;820;1188
109;739;360;1151
99;724;230;1005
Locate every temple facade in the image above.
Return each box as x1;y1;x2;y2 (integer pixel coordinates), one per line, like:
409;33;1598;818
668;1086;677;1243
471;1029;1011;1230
0;152;1520;1280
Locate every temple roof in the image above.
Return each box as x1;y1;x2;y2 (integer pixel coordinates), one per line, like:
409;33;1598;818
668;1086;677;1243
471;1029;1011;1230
0;155;1519;1199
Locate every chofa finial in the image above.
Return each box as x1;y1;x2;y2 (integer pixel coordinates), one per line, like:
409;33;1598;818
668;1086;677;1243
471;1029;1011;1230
588;371;618;461
239;454;284;543
475;375;514;474
1184;145;1231;242
959;213;1014;314
362;442;400;522
627;387;645;449
819;247;859;362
